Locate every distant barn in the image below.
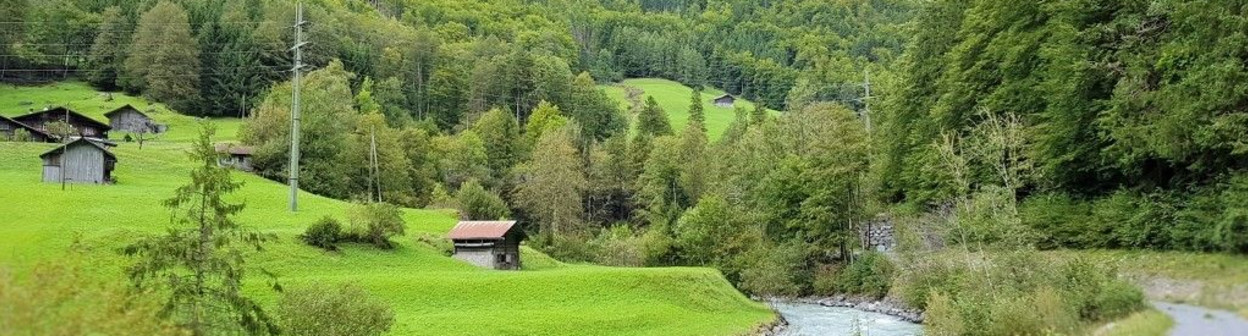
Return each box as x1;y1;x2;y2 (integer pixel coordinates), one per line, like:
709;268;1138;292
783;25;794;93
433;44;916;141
712;94;736;108
104;104;165;134
13;107;111;139
41;137;117;184
448;221;524;270
0;115;56;142
214;143;254;171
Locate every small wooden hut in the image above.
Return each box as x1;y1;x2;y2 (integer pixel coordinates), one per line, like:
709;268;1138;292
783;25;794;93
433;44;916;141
448;221;524;270
104;104;164;134
0;115;55;142
13;106;112;139
214;143;254;171
712;94;736;108
40;137;117;184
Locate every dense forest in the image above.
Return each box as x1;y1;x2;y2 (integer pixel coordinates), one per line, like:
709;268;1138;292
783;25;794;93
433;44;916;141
3;0;1247;333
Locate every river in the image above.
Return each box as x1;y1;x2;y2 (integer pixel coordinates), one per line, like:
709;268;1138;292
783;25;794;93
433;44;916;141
770;302;923;336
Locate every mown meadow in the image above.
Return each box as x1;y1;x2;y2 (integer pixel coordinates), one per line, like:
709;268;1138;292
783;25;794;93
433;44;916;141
0;83;775;336
599;78;776;140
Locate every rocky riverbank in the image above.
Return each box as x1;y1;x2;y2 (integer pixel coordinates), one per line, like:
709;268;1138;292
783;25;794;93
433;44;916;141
760;295;924;324
753;314;789;336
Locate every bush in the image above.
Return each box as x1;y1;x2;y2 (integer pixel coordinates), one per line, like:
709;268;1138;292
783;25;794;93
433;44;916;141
303;216;343;251
587;225;647;266
414;232;453;256
823;252;896;298
346;202;406;249
1090;279;1146;321
736;243;805;296
455;179;510;220
0;263;185;336
278;283;394;336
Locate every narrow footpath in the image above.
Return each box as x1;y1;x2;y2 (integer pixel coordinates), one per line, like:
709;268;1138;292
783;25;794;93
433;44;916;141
1154;301;1248;336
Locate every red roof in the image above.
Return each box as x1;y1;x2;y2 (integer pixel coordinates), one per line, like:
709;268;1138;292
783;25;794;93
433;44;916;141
448;221;517;240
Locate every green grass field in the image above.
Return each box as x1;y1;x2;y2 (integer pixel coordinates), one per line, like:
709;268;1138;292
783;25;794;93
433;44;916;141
600;78;776;140
0;82;775;335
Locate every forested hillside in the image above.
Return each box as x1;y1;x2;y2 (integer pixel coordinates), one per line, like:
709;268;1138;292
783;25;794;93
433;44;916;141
3;0;1248;334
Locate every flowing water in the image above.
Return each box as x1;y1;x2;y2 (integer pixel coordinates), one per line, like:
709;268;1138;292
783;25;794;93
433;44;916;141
770;302;923;336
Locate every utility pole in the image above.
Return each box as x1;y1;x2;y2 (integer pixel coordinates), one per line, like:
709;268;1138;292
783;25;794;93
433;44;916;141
289;1;307;212
861;69;873;135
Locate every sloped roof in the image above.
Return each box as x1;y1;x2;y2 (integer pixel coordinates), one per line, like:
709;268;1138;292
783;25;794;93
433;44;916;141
103;104;150;119
13;106;112;131
214;143;254;155
712;94;735;101
448;221;518;240
0;115;56;139
40;137;117;160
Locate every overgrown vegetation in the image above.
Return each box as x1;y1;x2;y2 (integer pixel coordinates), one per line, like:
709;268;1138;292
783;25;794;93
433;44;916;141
277;283;395;336
302;216;343;251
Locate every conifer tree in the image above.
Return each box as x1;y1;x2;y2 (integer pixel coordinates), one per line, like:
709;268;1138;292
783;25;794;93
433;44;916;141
688;88;706;135
124;1;201;114
750;103;768;126
124;123;278;336
637;97;673;137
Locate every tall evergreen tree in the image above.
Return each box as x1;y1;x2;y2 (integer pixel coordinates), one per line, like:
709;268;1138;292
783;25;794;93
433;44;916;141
124;1;202;114
637;96;673;137
688;88;705;134
124;124;278;336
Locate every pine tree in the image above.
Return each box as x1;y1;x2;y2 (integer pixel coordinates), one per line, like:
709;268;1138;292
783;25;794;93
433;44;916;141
124;1;202;114
124;123;278;336
86;7;128;90
688;88;705;134
637;96;673;137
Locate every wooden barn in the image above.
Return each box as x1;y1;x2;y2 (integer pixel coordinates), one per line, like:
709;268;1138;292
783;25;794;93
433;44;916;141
0;115;56;142
214;143;254;171
448;221;525;270
104;104;165;134
41;137;117;184
712;94;736;108
13;107;111;139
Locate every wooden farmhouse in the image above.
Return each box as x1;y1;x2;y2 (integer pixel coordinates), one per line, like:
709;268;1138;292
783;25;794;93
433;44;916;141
13;107;111;139
214;143;254;171
41;137;117;184
0;115;56;142
104;104;165;134
448;221;525;270
712;94;736;108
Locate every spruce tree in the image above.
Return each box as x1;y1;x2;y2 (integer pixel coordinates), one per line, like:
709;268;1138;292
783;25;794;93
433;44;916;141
750;103;768;126
124;123;278;336
124;1;202;114
637;96;673;137
688;88;705;134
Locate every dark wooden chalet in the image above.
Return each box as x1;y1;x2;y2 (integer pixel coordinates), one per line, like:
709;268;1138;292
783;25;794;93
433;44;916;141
448;221;525;270
13;107;112;139
41;137;117;184
214;143;254;172
0;115;56;142
712;94;736;108
104;104;165;134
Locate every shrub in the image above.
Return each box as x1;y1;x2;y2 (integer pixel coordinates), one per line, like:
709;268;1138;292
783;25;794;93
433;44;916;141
455;179;510;220
736;243;805;296
303;216;343;251
0;263;185;336
346;202;406;249
11;129;32;142
587;225;647;267
824;252;896;298
278;283;394;336
414;232;453;256
1090;279;1146;321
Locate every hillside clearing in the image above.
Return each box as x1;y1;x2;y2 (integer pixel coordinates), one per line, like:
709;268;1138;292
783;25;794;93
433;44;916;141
0;83;775;335
600;78;778;140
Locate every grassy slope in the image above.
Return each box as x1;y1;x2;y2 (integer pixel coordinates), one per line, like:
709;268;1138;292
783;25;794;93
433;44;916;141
1096;309;1173;336
0;82;774;335
600;78;776;140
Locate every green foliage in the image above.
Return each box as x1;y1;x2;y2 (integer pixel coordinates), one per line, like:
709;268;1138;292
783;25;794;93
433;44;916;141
471;108;523;187
515;125;586;242
124;1;201;115
824;252;896;299
636;96;673;137
303;216;344;251
9;129;32;142
346;202;406;249
122;124;278;336
736;243;806;296
687;89;704;131
0;262;187;336
85;6;127;90
277;283;395;336
895;251;1146;335
455;179;510;220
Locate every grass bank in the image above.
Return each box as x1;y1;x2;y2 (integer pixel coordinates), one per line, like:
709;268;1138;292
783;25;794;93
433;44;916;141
599;78;777;140
0;82;775;335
